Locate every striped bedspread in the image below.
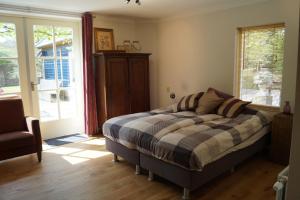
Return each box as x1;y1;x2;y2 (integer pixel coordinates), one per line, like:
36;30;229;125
103;108;271;170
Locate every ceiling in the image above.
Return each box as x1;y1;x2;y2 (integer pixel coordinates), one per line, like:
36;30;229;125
0;0;269;19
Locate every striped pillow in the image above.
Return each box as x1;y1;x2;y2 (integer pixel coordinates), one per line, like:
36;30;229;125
175;92;204;112
217;98;251;118
207;88;233;100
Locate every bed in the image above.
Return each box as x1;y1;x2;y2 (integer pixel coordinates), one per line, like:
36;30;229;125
103;106;272;199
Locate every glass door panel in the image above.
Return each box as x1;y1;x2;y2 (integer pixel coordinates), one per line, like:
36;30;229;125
35;58;57;90
59;88;76;119
0;23;21;96
34;25;54;57
33;25;59;121
55;27;77;119
33;25;78;122
38;90;59;121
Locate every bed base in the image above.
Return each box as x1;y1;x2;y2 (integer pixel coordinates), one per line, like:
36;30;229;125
135;165;141;175
105;134;269;200
106;138;141;175
183;188;190;200
148;171;154;181
112;154;119;162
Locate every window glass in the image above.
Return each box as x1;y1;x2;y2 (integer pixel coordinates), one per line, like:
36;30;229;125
238;24;285;107
0;23;21;96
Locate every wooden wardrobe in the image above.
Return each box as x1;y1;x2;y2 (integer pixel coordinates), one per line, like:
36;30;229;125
94;52;151;130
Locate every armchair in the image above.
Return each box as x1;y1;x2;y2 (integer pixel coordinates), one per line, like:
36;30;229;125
0;98;42;162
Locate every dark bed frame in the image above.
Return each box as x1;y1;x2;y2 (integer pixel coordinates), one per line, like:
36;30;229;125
105;134;269;200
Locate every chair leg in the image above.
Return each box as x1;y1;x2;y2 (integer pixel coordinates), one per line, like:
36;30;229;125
37;151;42;162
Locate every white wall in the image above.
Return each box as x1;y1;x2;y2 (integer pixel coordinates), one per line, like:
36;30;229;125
287;40;300;200
93;15;136;52
92;15;159;108
157;0;299;108
135;21;159;108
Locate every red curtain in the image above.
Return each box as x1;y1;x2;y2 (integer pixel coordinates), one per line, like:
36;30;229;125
82;12;98;136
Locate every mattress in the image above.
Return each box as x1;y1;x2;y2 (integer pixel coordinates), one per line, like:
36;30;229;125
103;107;272;171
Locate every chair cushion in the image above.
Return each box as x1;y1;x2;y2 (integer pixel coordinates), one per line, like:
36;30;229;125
0;131;35;152
0;98;26;134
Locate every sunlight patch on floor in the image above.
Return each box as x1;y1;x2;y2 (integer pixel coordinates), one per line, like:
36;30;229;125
82;138;106;146
62;156;89;165
71;150;111;159
81;138;105;146
42;143;56;150
45;147;82;155
43;138;111;165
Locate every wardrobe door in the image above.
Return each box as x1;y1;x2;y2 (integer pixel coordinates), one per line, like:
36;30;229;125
107;57;130;118
129;57;150;113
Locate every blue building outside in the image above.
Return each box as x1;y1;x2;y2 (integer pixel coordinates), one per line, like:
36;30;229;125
38;40;71;88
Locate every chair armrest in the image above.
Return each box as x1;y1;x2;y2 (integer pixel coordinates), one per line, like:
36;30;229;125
26;117;40;134
26;117;42;151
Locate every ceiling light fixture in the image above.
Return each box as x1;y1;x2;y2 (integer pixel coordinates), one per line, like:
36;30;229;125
126;0;141;5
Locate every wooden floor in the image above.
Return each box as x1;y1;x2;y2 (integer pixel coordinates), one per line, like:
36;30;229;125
0;138;284;200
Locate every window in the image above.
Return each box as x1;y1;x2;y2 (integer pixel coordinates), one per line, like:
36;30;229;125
236;24;285;107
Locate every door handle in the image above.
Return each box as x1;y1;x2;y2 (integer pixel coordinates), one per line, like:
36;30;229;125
31;82;38;91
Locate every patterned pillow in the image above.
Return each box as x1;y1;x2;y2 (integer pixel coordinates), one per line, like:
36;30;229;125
207;87;233;100
217;98;251;118
195;90;224;114
175;92;204;112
